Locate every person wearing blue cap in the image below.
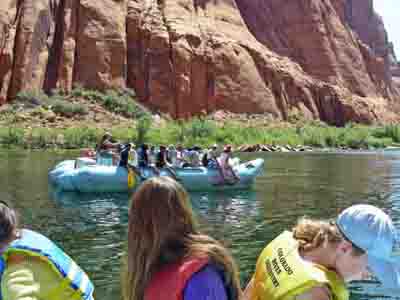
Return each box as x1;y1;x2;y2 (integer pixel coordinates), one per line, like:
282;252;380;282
244;204;399;300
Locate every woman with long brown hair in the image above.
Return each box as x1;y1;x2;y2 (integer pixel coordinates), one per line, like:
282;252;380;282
123;177;242;300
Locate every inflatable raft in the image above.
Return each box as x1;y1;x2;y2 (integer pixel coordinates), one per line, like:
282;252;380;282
48;157;264;193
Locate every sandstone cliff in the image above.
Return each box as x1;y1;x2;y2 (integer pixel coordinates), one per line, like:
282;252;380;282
0;0;399;125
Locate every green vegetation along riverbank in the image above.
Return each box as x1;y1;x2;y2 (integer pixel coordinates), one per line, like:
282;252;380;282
1;88;400;151
1;119;400;151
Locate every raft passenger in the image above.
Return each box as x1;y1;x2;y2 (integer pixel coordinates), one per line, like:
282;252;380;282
217;145;240;184
137;144;159;177
119;143;132;169
96;132;120;166
156;145;180;180
167;145;179;167
148;145;157;167
137;144;149;168
176;144;186;167
203;144;219;168
123;177;242;300
183;147;201;168
208;144;219;160
128;143;138;167
244;204;400;300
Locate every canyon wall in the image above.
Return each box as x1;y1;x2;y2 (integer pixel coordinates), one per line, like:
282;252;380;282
0;0;399;124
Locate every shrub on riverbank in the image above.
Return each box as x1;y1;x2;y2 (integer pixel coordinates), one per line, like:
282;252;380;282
1;118;400;150
9;87;148;120
15;90;89;117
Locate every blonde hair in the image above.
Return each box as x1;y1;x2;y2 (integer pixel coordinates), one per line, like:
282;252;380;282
123;177;241;300
293;218;365;256
293;218;342;252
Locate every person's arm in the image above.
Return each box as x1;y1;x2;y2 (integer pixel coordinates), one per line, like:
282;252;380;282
103;140;120;150
183;265;228;300
162;153;172;167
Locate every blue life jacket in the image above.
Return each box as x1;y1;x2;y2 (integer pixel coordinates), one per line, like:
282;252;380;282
137;148;149;167
207;159;219;169
0;229;94;300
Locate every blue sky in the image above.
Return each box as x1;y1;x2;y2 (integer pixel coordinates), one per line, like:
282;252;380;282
374;0;400;60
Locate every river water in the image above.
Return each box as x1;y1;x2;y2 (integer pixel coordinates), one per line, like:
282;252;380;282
1;150;399;299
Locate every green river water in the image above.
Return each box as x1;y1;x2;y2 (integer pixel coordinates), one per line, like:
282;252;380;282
0;150;399;300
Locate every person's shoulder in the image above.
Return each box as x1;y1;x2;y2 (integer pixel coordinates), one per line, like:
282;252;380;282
184;264;228;300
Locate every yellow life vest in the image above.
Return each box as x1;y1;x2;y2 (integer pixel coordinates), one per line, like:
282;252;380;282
250;231;349;300
127;168;136;188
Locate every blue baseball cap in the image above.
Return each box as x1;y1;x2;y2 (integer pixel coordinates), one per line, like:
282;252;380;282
336;204;400;289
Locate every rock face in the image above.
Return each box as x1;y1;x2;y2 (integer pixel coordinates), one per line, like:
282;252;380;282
345;0;397;69
0;0;18;104
0;0;399;124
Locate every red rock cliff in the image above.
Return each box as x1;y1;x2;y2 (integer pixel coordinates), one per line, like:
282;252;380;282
0;0;399;124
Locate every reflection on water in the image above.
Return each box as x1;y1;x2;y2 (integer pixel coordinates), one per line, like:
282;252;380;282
1;150;400;299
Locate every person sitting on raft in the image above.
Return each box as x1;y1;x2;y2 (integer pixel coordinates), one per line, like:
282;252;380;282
148;145;157;167
217;145;240;184
119;143;132;169
119;144;138;169
137;144;149;168
167;145;179;167
119;143;144;182
208;144;219;161
189;146;202;167
137;144;159;176
155;145;180;180
202;144;219;168
244;204;400;300
201;151;209;167
175;144;187;168
182;147;201;168
122;177;242;300
128;143;138;167
0;200;95;300
96;132;120;166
